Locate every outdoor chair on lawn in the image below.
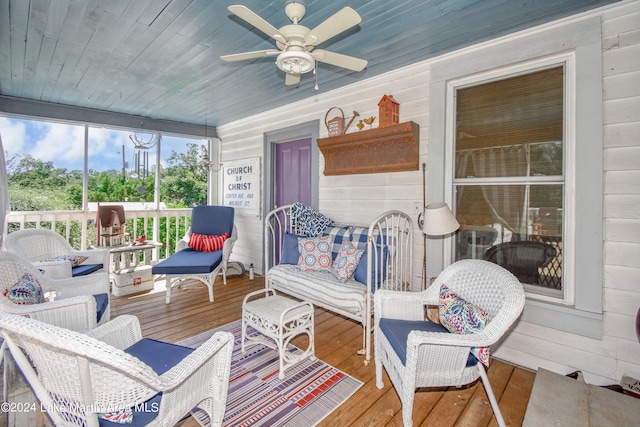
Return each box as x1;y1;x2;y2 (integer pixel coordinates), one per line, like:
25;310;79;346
5;228;109;279
483;240;557;285
0;312;234;427
153;205;237;304
374;259;525;427
0;251;110;332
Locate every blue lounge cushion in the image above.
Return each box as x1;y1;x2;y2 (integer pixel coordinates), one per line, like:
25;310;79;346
98;338;195;426
190;205;234;237
152;248;223;275
72;263;103;277
93;293;109;323
379;318;478;367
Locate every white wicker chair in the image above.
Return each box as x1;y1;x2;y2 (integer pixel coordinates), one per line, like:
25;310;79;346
5;228;110;279
374;259;525;427
0;251;110;332
0;312;233;427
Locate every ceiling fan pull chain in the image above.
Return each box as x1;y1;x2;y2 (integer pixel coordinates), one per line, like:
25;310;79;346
314;60;319;91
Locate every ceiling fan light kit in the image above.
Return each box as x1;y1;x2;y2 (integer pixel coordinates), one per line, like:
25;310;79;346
276;51;315;74
221;2;367;86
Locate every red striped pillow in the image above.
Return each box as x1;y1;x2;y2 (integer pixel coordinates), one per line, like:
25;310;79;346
188;232;229;252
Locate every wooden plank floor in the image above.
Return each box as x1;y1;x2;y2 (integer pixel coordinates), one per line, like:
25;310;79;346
111;273;536;427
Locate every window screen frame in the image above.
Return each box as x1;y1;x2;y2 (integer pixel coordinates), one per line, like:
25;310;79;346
428;17;603;338
450;58;573;304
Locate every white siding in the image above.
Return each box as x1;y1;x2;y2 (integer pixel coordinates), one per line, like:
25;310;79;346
218;0;640;384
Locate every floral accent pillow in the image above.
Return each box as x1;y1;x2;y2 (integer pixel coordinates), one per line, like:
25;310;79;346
297;235;334;272
331;241;364;283
188;232;228;252
439;284;491;366
4;273;46;305
44;254;88;267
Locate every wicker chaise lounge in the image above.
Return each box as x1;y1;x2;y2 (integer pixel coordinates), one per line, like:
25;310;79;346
152;205;237;303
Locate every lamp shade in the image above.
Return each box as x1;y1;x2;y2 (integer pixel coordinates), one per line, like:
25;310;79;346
422;202;460;236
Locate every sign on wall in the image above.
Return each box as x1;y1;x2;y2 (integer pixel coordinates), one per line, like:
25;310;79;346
223;157;261;216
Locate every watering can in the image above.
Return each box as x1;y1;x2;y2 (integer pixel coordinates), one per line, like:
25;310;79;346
325;107;360;136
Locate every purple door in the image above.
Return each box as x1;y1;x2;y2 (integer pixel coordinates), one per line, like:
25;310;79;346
275;138;312;207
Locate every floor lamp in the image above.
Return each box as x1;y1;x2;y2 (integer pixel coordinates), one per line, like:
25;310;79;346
418;202;460;289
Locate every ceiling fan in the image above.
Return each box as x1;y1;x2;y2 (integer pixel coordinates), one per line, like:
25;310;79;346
220;2;368;86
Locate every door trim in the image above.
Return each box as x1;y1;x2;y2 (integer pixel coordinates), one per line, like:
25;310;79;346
263;120;320;217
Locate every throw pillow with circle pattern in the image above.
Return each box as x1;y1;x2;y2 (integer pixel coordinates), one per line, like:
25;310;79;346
297;235;334;272
4;273;46;305
439;284;491;366
331;241;364;283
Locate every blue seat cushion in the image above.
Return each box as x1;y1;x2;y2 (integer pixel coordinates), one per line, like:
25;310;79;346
72;263;103;277
379;318;478;367
93;293;109;323
152;248;222;275
99;339;194;426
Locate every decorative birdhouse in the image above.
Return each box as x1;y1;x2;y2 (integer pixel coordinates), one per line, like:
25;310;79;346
97;204;127;246
378;94;400;128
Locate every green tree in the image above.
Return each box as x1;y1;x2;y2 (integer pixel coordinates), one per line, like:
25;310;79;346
161;143;208;207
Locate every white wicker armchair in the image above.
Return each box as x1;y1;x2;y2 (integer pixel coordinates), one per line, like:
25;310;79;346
5;228;109;279
0;312;234;427
374;259;525;427
0;251;110;332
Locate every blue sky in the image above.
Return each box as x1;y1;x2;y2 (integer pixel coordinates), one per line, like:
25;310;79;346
0;116;204;173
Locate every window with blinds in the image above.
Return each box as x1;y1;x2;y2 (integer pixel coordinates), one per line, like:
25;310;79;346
453;66;564;296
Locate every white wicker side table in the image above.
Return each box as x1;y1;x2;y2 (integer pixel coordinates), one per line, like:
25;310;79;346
242;289;315;379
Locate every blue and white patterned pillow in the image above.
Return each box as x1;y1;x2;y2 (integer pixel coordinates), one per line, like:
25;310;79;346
331;241;364;283
439;284;490;366
291;202;334;237
322;226;351;260
297;235;334;272
4;273;46;305
350;226;386;250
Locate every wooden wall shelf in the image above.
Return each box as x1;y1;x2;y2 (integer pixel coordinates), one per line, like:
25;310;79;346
317;121;419;175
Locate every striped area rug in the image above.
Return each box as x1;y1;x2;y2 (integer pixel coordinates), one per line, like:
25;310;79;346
178;320;363;427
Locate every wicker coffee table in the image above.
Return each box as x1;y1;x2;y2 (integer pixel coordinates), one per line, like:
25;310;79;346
242;289;315;379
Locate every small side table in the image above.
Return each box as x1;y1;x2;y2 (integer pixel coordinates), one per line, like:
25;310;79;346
92;242;162;296
242;289;315;380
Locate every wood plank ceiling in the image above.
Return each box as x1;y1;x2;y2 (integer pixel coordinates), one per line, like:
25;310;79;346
0;0;621;128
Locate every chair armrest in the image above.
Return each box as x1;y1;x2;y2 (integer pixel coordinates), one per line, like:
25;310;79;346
85;314;143;350
374;289;431;323
159;331;234;389
221;230;237;262
175;229;191;252
407;328;491;349
1;295;97;332
50;272;110;299
33;260;72;279
76;249;110;269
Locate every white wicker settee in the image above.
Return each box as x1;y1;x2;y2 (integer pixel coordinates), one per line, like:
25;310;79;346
264;204;413;365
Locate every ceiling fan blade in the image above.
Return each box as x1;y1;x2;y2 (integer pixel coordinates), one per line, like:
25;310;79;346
312;50;367;72
220;49;280;62
228;5;286;42
303;7;361;46
285;73;301;86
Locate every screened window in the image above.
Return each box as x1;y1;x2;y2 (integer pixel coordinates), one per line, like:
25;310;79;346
453;66;565;298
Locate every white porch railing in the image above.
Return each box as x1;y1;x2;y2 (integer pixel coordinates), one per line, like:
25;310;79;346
5;208;193;261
